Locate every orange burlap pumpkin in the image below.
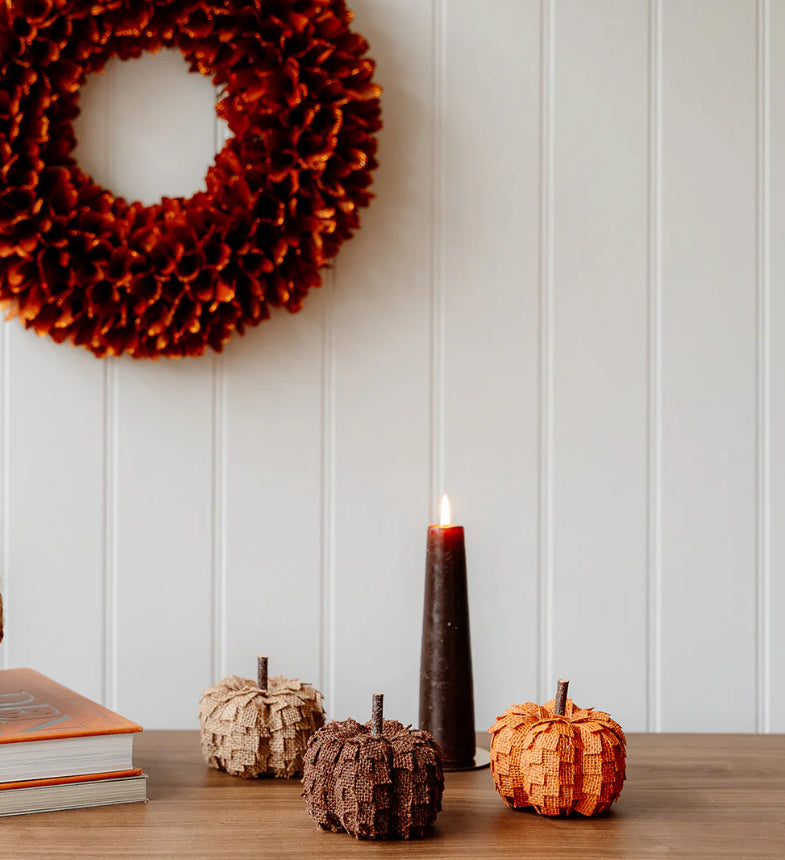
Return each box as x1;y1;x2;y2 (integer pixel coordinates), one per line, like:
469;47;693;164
489;696;626;816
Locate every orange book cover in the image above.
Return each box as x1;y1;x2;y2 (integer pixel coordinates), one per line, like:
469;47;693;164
0;768;144;792
0;669;142;744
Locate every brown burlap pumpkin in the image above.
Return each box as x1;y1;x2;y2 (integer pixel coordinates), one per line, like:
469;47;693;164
199;657;324;779
302;694;445;840
489;680;626;817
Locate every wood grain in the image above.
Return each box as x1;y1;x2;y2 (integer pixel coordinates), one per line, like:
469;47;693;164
1;732;783;858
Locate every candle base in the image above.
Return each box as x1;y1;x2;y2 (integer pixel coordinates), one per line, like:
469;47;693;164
442;747;490;772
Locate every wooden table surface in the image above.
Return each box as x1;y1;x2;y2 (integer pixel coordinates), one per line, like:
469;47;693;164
1;731;784;858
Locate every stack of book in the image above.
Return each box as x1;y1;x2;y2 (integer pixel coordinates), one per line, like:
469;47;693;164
0;668;146;816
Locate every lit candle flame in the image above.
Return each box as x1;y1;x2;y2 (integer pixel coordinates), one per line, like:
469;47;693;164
440;494;452;527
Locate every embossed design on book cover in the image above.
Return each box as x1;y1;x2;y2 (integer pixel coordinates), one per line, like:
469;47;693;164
0;669;141;743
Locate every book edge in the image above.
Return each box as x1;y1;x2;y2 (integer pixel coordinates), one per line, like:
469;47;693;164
0;767;144;791
0;773;148;817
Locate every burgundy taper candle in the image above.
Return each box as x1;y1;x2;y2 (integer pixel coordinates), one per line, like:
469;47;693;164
419;495;476;769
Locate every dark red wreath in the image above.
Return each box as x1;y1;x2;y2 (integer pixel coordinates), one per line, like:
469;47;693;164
0;0;381;357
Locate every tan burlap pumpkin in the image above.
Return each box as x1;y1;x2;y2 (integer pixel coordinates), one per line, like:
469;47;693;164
199;658;324;779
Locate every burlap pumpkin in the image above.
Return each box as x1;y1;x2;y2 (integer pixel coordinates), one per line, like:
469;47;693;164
302;694;445;840
199;667;324;779
489;681;626;816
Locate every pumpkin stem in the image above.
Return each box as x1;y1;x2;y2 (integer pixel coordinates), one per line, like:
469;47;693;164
257;655;269;695
371;692;384;737
554;679;569;716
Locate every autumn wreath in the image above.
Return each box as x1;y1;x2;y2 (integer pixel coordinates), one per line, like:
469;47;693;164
0;0;381;357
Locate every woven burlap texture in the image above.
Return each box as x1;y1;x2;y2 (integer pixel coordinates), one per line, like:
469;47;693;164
488;697;626;817
302;718;445;840
199;674;324;778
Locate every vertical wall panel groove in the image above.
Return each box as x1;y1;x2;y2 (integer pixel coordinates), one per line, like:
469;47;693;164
429;0;446;515
756;0;771;734
550;0;648;727
100;64;118;711
320;269;336;707
102;51;219;727
440;0;541;729
210;110;228;685
2;62;109;700
769;0;785;734
0;326;8;671
647;0;664;733
538;0;555;703
330;0;433;724
660;0;758;731
101;361;119;710
210;355;227;683
442;0;540;728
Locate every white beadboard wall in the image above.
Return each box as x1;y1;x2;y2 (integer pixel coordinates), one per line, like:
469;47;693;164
0;0;780;733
